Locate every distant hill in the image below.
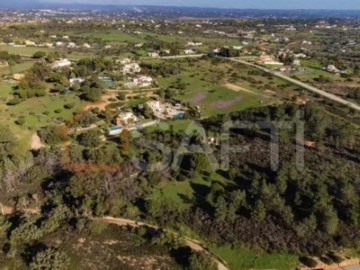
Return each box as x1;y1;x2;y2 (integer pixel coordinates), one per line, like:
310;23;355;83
0;1;360;18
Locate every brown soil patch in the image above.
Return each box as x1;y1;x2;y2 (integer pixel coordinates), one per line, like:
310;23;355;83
224;82;256;94
185;92;207;105
30;133;44;150
212;96;242;109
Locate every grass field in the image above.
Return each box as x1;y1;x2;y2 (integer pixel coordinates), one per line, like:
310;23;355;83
157;71;275;117
149;172;231;209
0;82;85;148
0;61;34;76
212;245;298;270
81;30;143;44
0;45;91;60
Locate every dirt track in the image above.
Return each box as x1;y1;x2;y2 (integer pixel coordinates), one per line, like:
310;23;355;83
1;206;228;270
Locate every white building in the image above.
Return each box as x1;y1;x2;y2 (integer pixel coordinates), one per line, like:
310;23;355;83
67;42;77;49
51;59;72;69
55;41;64;47
116;58;132;65
116;112;139;125
25;40;36;46
83;43;91;49
125;76;153;88
122;63;141;75
187;41;203;47
69;78;85;86
184;49;195;55
148;52;160;58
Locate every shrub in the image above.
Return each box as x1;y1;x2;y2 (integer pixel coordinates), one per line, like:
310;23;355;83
15;117;25;126
320;256;334;265
300;256;318;268
64;103;75;109
33;51;47;59
29;248;69;270
327;252;344;263
7;98;21;106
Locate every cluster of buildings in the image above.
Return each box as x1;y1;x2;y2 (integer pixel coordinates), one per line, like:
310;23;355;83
146;100;185;120
51;58;72;69
256;54;283;65
124;75;153;88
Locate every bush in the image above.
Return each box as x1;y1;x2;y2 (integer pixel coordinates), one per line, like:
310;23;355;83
33;51;46;59
327;252;344;264
188;251;217;270
7;98;21;106
15;117;25;126
77;129;101;148
299;256;318;268
29;248;69;270
320;256;334;265
64;103;75;109
38;126;68;145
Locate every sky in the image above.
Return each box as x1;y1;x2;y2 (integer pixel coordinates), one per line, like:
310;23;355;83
40;0;360;10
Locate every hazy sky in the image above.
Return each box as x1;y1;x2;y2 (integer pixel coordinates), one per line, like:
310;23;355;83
40;0;360;10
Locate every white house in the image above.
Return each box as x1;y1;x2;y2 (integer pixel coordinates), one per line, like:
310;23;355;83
69;78;85;86
116;58;132;65
116;112;139;126
51;59;72;69
82;43;91;49
148;52;160;58
122;63;141;75
67;42;77;49
25;40;36;46
184;49;195;55
125;76;153;88
187;41;203;47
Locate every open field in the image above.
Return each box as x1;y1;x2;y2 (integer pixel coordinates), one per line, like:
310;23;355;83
0;82;85;148
149;173;231;209
211;245;298;270
0;45;91;60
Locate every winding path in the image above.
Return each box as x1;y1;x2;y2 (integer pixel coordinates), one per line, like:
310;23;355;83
0;205;228;270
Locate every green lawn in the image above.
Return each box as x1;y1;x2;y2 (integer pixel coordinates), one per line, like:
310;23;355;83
212;245;298;270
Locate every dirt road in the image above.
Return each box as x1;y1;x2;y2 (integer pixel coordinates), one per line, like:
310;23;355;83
1;205;228;270
225;57;360;112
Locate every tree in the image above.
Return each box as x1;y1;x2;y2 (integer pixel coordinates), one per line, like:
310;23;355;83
77;129;101;148
119;129;130;155
33;51;46;59
251;200;266;222
0;214;11;235
189;153;212;175
0;125;16;158
29;248;69;270
318;206;339;235
188;251;217;270
214;196;227;222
